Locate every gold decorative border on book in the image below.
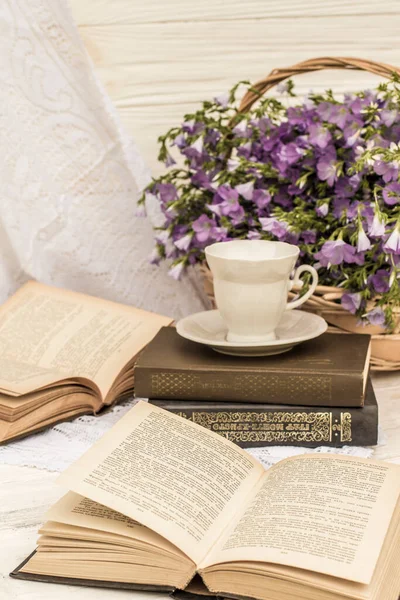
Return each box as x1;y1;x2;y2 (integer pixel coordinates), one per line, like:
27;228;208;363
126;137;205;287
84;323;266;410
175;411;351;443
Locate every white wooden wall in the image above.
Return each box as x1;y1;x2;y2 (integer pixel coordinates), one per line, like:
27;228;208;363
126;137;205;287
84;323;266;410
70;0;400;174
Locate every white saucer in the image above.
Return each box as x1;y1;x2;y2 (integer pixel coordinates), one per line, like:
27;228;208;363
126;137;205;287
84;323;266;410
176;310;327;357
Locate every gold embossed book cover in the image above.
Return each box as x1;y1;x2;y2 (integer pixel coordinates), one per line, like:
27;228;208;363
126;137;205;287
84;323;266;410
134;327;371;406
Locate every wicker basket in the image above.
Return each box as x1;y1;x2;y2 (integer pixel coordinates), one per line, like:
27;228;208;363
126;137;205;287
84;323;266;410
196;57;400;371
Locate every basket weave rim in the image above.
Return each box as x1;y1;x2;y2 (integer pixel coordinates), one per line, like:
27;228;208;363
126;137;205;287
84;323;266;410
238;57;400;113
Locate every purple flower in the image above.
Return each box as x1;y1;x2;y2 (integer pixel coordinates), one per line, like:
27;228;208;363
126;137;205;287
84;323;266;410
169;262;185;280
235;181;254;200
156;183;178;204
302;230;317;244
149;247;162;265
253;189;271;209
230;205;246;225
314;240;356;266
182;120;204;135
368;212;386;237
192;215;217;243
164;153;176;167
191;169;212;189
216;185;242;216
174;233;193;251
278;142;305;164
384;225;400;254
374;160;399;183
383;182;400;206
247;230;262;240
317;159;337;186
343;121;362;147
233;120;252;138
172;133;187;149
309;124;332;148
341;292;362;314
227;157;240;171
366;307;386;327
259;217;288;239
357;225;371;252
214;92;230;108
369;269;390;293
316;203;329;217
380;109;398;127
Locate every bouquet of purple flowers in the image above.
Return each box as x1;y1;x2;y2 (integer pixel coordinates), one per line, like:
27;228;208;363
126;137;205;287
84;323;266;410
139;75;400;330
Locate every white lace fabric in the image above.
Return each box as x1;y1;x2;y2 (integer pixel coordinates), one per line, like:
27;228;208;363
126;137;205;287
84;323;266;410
0;397;374;472
0;0;205;319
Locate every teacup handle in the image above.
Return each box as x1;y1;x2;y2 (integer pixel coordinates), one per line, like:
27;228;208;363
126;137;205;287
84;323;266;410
286;265;318;310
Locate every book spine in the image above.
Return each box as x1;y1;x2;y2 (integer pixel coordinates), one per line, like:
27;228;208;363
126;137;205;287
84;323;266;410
134;367;364;407
149;401;378;448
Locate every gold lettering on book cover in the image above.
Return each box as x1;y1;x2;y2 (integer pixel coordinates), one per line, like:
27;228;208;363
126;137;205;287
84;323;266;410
340;413;352;442
188;411;333;443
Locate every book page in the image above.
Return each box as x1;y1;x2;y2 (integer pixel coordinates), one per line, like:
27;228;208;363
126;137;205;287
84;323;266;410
0;281;172;396
201;454;400;584
46;491;187;557
58;401;264;564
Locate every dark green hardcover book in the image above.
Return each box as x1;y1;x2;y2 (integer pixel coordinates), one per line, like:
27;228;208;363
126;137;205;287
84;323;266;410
134;327;371;407
149;379;378;448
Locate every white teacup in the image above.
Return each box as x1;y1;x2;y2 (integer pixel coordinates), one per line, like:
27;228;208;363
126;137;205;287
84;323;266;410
205;240;318;343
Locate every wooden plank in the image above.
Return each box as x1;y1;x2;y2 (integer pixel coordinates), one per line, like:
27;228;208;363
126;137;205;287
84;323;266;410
71;0;399;25
78;17;399;69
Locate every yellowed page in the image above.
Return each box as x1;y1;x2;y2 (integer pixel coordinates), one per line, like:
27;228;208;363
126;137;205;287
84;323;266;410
58;401;264;564
201;454;400;584
46;491;185;556
0;281;172;396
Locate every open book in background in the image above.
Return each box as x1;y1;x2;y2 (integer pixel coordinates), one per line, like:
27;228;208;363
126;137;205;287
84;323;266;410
0;282;172;444
12;401;400;600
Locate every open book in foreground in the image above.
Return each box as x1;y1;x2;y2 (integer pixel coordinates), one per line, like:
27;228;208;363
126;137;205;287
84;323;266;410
12;402;400;600
0;282;172;443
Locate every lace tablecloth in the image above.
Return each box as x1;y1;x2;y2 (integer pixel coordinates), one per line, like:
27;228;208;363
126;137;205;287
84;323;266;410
0;397;374;472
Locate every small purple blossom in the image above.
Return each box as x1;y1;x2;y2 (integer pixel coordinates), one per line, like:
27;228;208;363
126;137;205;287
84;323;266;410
156;183;178;204
384;225;400;254
369;212;386;237
315;240;356;266
383;182;400;206
316;203;329;217
168;262;185;280
259;217;288;239
317;159;337;186
374;160;398;183
308;124;332;148
341;293;362;314
365;307;386;327
380;108;398;127
235;181;254;200
369;270;390;293
357;225;371;252
253;189;271;209
174;233;193;251
247;230;261;240
192;215;216;243
214;92;230;107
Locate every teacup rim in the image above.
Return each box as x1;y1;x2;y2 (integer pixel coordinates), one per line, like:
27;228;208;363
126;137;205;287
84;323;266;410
205;239;300;262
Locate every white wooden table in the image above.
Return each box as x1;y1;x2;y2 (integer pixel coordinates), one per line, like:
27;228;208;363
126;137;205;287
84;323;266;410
1;372;399;600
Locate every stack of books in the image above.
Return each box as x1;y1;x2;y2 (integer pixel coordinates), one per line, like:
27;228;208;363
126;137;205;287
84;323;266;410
134;327;377;448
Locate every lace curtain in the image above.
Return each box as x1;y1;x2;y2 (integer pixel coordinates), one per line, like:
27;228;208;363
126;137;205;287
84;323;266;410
0;0;205;318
